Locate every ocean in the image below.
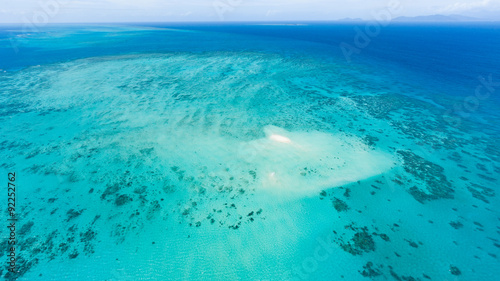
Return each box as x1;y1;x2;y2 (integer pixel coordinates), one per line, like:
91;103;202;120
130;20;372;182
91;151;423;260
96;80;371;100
0;22;499;280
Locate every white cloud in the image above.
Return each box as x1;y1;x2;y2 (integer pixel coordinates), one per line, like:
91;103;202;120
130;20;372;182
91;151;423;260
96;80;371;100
1;0;499;23
265;10;279;17
437;0;493;13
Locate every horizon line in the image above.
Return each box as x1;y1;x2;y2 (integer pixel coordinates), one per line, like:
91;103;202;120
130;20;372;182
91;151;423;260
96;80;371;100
1;19;499;25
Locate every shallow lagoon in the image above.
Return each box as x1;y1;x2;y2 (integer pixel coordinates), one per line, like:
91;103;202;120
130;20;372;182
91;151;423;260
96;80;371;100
0;24;499;280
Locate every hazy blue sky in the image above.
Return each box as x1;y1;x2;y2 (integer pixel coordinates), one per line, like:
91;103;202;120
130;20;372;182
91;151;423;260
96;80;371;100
1;0;499;23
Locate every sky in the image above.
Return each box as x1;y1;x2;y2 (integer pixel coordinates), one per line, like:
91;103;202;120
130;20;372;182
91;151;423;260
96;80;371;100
0;0;499;23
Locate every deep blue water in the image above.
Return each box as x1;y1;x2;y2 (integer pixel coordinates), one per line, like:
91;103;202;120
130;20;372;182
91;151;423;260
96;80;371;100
2;23;500;98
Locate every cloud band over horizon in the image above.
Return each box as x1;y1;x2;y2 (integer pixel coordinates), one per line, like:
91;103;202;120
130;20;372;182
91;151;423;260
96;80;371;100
0;0;499;23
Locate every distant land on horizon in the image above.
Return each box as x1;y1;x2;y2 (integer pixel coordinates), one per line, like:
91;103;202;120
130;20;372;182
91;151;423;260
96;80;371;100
338;14;499;23
393;14;497;22
0;14;498;25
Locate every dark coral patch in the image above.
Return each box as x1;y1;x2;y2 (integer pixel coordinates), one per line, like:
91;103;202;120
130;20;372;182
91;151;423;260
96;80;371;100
115;194;133;206
398;150;453;203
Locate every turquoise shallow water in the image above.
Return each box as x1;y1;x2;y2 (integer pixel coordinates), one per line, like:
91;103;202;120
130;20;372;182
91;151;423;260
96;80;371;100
0;24;500;280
